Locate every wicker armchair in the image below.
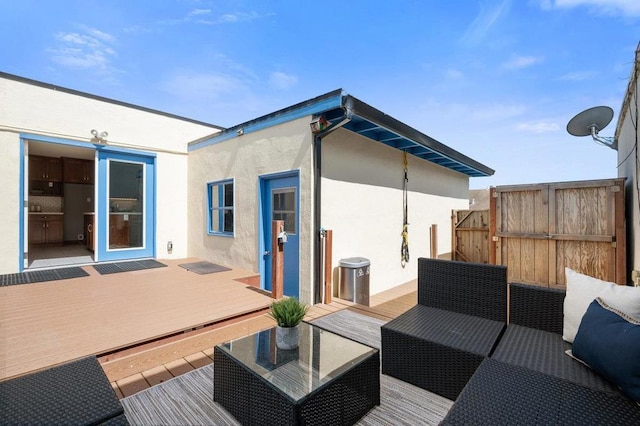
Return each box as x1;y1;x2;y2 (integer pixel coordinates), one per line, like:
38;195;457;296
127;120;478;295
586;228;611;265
381;258;507;400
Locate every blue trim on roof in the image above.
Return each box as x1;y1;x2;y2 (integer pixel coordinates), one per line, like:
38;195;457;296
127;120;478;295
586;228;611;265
188;92;343;151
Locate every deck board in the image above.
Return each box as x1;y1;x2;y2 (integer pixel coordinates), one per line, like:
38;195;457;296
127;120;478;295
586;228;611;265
0;259;272;380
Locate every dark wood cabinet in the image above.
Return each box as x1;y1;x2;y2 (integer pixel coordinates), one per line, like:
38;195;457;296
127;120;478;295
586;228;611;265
63;157;94;184
29;214;63;245
29;155;62;182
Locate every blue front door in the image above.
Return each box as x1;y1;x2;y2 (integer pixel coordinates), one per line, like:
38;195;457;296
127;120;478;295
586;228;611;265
260;172;300;298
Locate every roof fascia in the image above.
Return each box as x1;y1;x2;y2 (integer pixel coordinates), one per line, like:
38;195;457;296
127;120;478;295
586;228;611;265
346;95;495;177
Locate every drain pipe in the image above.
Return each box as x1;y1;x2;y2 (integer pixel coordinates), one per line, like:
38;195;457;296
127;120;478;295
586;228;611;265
312;97;353;303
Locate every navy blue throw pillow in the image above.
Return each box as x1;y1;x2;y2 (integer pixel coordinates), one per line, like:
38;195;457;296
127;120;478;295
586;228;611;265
572;298;640;402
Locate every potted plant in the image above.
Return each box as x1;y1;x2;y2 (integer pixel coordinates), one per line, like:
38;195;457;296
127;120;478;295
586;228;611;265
269;297;308;350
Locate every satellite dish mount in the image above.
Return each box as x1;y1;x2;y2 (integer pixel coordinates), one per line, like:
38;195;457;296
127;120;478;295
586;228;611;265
566;106;617;150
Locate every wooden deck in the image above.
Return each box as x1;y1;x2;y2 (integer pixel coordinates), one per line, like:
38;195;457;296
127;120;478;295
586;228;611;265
107;280;418;397
0;258;273;381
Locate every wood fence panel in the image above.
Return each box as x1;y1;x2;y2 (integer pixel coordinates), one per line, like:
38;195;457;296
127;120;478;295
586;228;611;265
452;210;490;264
491;178;626;288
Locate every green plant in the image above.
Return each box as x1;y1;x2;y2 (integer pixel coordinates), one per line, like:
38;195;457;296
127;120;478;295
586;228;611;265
269;297;308;328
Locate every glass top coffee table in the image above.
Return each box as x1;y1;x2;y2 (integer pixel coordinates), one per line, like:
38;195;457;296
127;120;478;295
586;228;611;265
213;322;380;425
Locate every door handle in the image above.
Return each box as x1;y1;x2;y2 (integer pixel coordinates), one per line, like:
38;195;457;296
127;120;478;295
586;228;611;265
264;251;271;256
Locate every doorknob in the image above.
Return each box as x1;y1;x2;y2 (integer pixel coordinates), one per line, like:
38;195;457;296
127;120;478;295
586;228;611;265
264;251;271;256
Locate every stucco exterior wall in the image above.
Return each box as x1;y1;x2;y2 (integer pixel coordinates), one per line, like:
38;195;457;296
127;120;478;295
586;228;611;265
187;117;315;303
0;132;22;273
616;62;639;281
321;130;469;296
0;75;219;273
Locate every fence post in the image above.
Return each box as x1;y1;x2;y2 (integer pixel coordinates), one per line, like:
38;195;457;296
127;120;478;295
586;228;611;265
430;224;438;259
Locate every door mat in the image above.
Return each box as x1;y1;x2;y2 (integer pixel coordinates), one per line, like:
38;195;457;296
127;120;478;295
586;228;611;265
93;259;167;275
178;261;231;275
0;267;89;287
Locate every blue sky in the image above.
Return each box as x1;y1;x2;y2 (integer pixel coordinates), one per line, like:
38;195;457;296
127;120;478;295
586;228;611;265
1;0;638;188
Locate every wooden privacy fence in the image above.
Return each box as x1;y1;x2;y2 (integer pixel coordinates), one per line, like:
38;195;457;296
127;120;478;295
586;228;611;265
453;178;626;288
452;210;490;264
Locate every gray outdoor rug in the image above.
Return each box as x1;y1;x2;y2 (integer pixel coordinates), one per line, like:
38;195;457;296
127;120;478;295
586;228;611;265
0;267;89;287
121;310;453;425
179;261;231;275
93;260;167;275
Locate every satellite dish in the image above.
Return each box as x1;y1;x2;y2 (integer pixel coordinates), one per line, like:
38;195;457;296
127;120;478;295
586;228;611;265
566;106;617;150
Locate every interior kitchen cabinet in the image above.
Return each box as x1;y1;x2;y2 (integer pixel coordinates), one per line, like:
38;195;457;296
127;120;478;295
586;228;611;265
29;155;62;182
29;155;63;196
63;157;94;184
29;214;63;245
109;214;130;248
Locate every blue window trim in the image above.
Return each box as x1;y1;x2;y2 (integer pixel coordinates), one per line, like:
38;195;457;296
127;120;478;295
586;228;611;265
207;178;234;237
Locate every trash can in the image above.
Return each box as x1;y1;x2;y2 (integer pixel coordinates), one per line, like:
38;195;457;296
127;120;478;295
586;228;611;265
339;257;370;306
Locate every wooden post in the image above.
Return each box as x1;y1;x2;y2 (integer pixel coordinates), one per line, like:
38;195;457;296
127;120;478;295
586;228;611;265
489;187;497;265
451;210;456;261
430;224;438;259
271;220;284;299
324;230;333;304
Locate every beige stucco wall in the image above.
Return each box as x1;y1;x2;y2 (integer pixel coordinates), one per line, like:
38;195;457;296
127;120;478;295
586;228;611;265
321;130;469;296
615;56;639;282
0;75;219;274
187;117;315;303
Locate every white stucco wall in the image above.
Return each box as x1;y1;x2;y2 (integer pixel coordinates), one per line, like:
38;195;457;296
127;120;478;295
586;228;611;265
187;118;315;303
616;57;639;282
321;130;469;296
0;132;21;273
0;75;219;273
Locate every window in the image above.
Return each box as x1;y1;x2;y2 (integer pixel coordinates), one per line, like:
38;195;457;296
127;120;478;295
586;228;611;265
272;188;297;234
208;179;234;236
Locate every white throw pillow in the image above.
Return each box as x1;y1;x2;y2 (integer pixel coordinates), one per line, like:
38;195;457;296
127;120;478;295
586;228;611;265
563;267;640;343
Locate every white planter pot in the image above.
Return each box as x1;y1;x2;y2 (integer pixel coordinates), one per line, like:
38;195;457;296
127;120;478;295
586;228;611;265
275;325;299;350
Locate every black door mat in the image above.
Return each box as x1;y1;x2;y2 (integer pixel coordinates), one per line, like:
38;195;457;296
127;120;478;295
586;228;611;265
93;260;167;275
0;267;89;287
179;261;231;274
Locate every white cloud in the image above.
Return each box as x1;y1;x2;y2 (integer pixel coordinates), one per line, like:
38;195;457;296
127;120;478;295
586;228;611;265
269;72;298;90
460;0;512;45
48;27;117;72
445;68;464;80
516;121;560;133
557;70;597;81
189;9;211;17
538;0;640;16
161;72;248;99
503;55;543;70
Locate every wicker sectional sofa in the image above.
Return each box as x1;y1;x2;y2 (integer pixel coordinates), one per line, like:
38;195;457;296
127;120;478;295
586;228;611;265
381;258;640;424
0;356;128;425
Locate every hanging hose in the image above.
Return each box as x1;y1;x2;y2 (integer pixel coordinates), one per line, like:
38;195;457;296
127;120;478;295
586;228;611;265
401;151;410;267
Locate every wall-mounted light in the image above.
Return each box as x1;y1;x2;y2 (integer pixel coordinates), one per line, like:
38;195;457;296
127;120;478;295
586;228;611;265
237;128;244;136
310;115;329;134
91;129;109;143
